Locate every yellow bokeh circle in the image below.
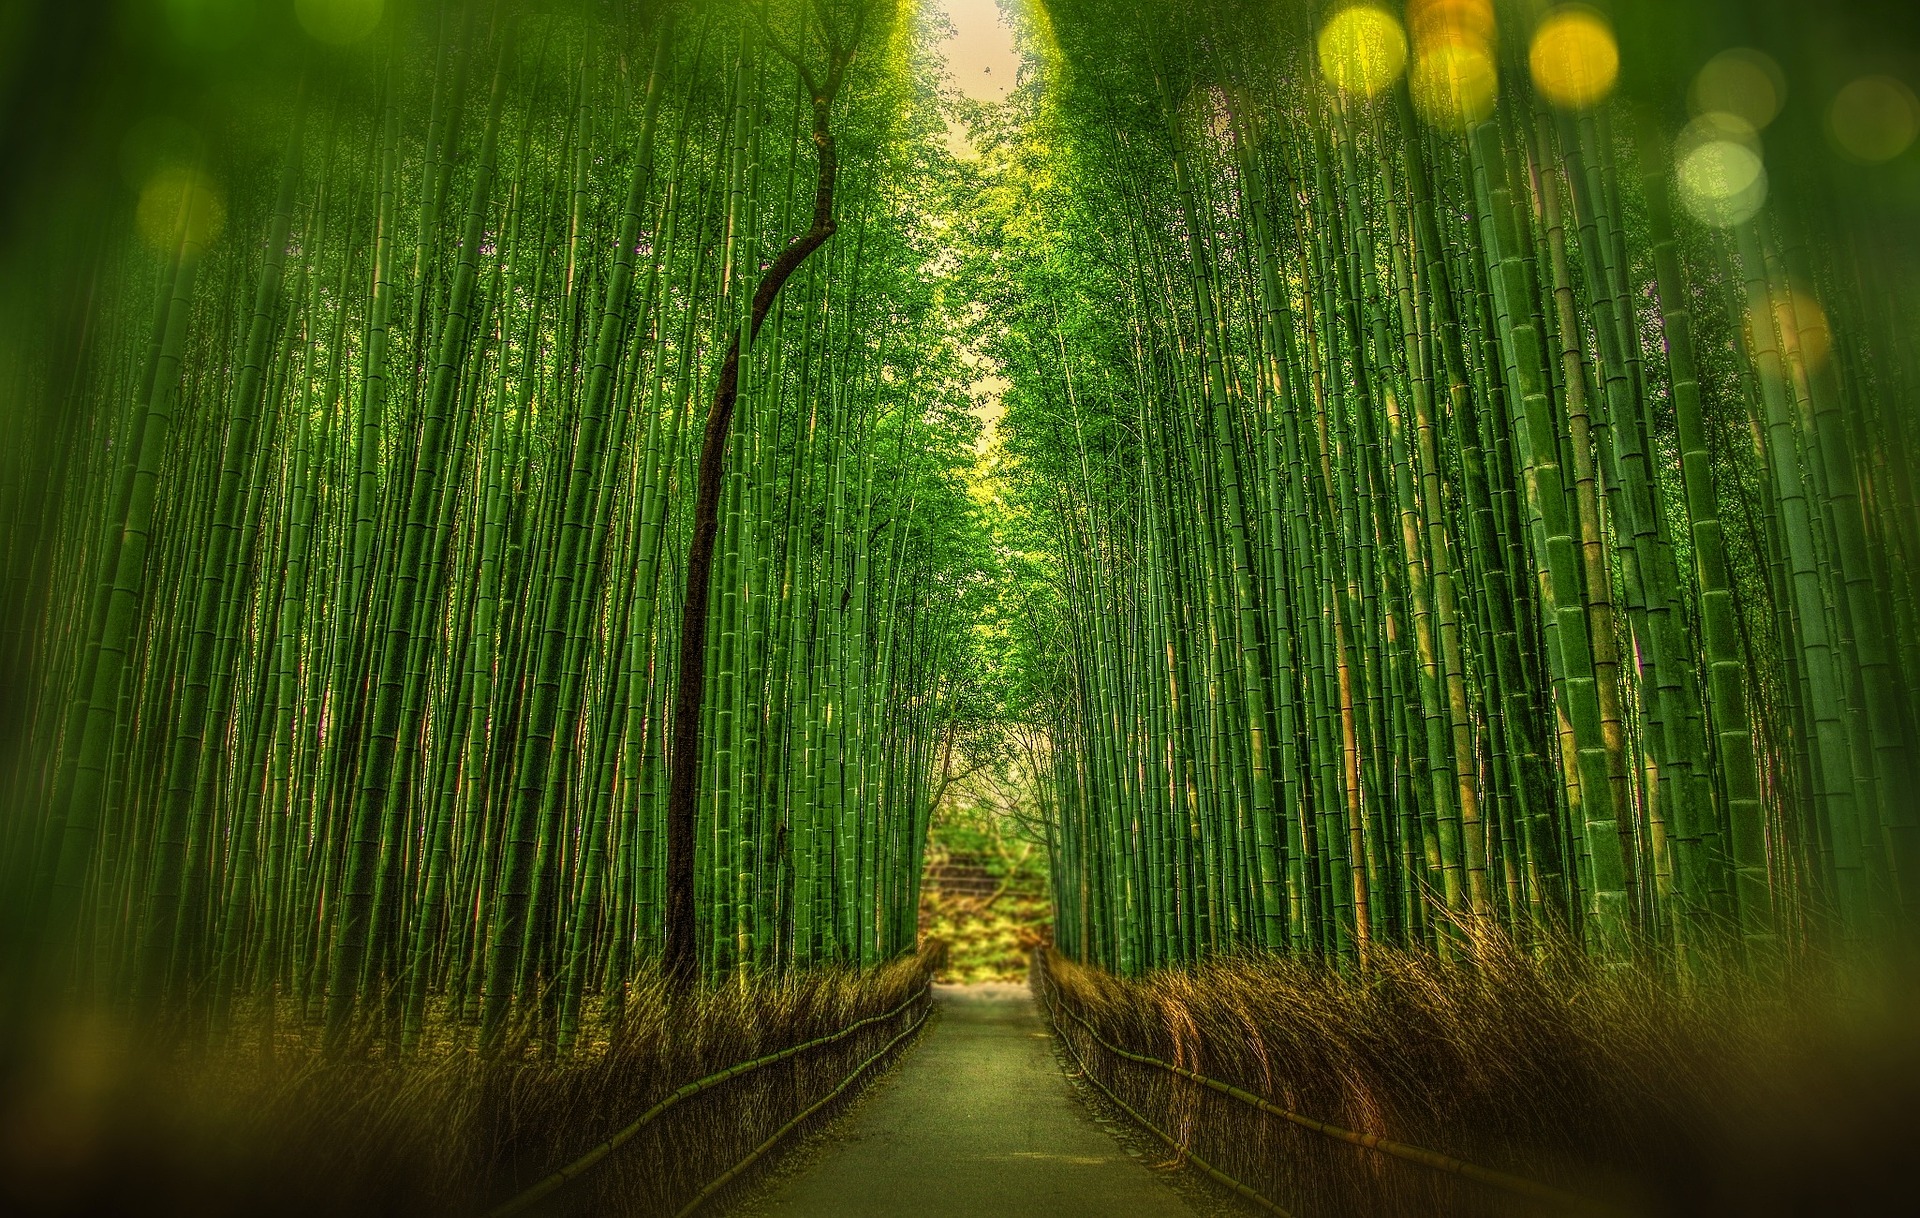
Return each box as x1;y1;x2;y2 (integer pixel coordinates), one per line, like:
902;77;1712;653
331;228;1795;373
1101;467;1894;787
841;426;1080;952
1828;75;1920;164
1690;48;1786;131
1747;288;1831;374
296;0;384;46
1674;113;1766;228
136;167;226;253
1529;7;1619;110
1408;0;1496;50
1777;289;1831;373
1318;5;1409;100
1412;41;1500;131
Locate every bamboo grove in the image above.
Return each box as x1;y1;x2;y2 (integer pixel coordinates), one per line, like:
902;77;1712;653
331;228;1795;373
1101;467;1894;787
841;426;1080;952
976;0;1920;974
1;0;994;1049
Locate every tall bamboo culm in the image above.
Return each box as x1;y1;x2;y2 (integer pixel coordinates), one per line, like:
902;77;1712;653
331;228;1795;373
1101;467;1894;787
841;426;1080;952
980;0;1920;976
2;0;987;1053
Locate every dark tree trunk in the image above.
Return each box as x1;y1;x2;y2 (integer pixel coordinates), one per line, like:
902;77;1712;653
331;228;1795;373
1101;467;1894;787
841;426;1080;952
664;33;856;988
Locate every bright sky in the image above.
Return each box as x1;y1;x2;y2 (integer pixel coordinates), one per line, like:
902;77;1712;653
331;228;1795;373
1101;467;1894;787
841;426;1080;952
929;1;1018;457
937;0;1021;104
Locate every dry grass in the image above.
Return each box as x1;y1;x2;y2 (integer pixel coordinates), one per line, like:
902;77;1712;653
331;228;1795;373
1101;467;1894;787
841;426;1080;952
1040;931;1920;1217
0;944;939;1217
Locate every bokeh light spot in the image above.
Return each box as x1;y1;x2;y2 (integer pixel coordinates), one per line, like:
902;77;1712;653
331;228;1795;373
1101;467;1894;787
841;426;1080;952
1690;48;1785;130
136;168;227;253
1778;289;1831;373
1828;75;1920;164
1529;8;1619;110
1407;0;1495;51
1412;41;1499;131
1675;114;1767;228
1317;5;1408;100
296;0;384;46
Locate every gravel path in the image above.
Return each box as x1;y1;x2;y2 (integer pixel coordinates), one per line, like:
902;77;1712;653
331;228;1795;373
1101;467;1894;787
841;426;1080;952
730;982;1199;1218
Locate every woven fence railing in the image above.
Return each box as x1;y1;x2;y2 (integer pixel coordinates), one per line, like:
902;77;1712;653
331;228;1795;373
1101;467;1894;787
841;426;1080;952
671;999;933;1216
1038;953;1613;1217
488;982;933;1217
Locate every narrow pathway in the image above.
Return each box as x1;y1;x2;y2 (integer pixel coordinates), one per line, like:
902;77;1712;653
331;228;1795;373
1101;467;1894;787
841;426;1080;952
736;982;1198;1218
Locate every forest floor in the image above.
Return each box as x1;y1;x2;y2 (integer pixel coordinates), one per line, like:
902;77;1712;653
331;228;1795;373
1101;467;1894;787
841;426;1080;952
725;982;1220;1218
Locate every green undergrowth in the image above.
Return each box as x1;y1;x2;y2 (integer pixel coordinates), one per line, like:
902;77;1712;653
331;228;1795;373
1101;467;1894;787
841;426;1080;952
1042;934;1920;1217
0;946;936;1217
919;794;1051;984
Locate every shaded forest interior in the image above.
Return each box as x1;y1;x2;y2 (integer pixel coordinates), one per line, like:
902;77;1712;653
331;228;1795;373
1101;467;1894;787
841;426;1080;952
2;0;1920;1213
